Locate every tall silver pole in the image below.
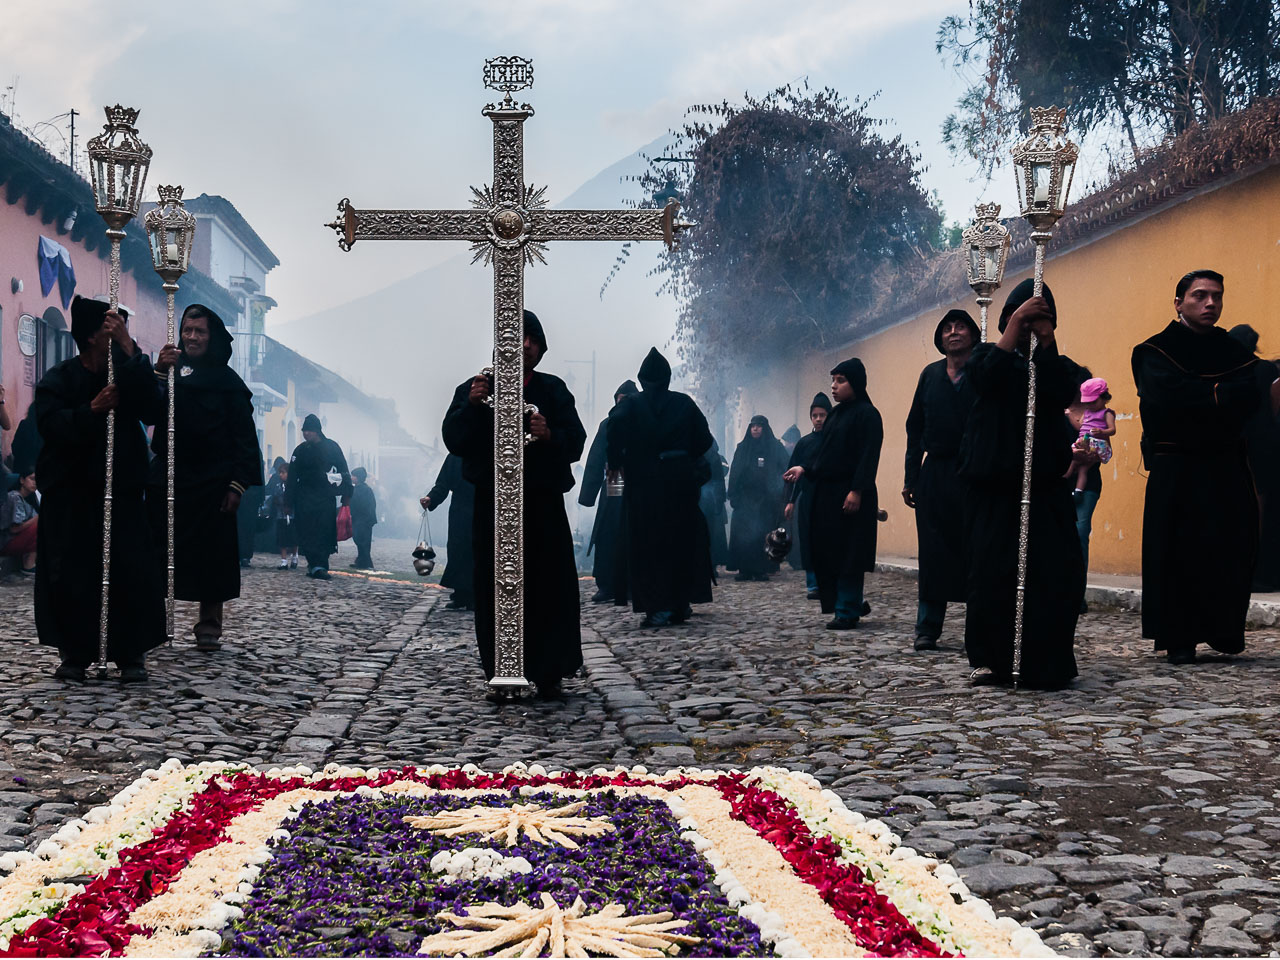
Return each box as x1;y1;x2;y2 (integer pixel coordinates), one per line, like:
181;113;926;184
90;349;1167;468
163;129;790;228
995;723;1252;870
1011;235;1050;687
163;282;178;642
96;228;125;680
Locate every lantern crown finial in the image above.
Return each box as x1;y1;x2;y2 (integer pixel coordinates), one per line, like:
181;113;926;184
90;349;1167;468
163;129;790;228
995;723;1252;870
974;201;1002;222
103;104;141;130
156;184;185;204
1028;105;1068;131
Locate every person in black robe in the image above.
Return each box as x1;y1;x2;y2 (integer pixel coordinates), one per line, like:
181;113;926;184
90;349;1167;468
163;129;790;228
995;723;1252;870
804;360;882;628
442;309;587;696
349;467;377;569
959;279;1085;688
264;457;298;569
903;309;980;651
783;392;831;600
699;440;729;569
11;405;42;475
1226;324;1280;593
606;347;715;627
1133;270;1280;664
287;413;352;581
422;453;476;609
727;415;789;581
150;304;263;651
35;297;165;682
578;380;639;603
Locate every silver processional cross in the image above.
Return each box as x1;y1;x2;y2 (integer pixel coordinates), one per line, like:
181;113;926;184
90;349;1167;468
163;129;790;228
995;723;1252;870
327;56;688;689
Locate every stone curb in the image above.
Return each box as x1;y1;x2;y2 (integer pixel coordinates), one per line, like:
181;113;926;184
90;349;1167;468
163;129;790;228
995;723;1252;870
875;562;1280;629
271;594;439;766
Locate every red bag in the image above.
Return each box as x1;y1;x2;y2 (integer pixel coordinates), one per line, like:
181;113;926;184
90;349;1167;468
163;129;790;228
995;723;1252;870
336;505;353;542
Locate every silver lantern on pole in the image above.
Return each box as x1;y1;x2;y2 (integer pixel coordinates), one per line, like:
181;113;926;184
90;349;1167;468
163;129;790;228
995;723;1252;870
86;105;152;680
1008;106;1077;687
144;185;196;644
961;202;1011;342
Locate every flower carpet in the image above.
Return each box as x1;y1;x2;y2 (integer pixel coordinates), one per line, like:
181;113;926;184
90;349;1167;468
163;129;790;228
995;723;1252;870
0;761;1053;958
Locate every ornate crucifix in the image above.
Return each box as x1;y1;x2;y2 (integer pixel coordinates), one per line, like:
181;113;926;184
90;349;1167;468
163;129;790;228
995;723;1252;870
327;56;687;690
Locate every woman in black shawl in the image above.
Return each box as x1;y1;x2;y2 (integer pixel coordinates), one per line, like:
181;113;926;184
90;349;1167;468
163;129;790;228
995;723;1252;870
151;304;263;651
287;413;352;581
727;414;789;580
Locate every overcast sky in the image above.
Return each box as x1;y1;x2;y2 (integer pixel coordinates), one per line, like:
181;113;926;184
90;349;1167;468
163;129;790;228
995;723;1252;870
0;0;1086;331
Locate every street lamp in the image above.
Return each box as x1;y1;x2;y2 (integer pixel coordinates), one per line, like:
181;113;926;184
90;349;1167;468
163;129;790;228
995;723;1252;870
85;105;152;680
144;185;196;644
961;202;1011;342
1007;106;1077;689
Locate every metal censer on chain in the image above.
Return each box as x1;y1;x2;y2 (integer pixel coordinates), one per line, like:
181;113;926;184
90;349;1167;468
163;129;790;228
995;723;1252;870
86;106;152;680
326;56;689;691
962;203;1011;342
1008;107;1077;688
144;186;197;644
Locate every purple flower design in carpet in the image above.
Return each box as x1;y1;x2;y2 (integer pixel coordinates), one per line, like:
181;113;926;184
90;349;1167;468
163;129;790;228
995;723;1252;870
223;789;768;957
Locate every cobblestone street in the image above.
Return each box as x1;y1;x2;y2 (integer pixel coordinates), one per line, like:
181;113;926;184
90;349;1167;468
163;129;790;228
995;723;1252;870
1;538;1279;957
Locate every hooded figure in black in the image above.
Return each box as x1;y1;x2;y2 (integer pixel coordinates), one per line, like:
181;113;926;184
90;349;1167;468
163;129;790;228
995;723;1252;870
287;413;352;580
1133;270;1280;663
959;279;1084;687
348;466;377;569
903;308;980;650
606;347;715;626
807;359;882;626
579;379;639;603
699;439;729;568
424;453;475;609
727;414;789;580
150;304;262;650
442;309;587;695
35;296;166;682
784;392;832;597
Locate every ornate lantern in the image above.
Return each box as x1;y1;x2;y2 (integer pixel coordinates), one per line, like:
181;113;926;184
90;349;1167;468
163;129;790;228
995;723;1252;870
144;185;197;645
144;185;196;282
84;105;153;680
961;202;1011;341
86;105;153;233
1011;107;1078;236
1003;107;1078;690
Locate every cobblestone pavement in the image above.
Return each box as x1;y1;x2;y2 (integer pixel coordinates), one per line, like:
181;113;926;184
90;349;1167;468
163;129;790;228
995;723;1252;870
0;536;1278;957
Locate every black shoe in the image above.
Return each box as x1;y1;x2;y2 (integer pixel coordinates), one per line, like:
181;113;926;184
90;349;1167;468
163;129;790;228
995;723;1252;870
240;558;252;568
1167;649;1197;665
119;664;149;684
311;569;332;581
590;590;614;603
826;617;858;630
535;680;565;700
860;600;871;616
806;590;820;601
641;612;673;628
970;666;1001;686
670;605;693;623
914;635;939;651
447;597;469;610
53;663;86;683
195;635;222;653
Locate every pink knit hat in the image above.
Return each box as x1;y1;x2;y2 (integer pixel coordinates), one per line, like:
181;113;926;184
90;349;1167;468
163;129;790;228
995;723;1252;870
1079;377;1108;403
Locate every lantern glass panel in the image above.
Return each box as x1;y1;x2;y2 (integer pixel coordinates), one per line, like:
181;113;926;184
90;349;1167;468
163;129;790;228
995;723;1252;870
1032;162;1052;205
1061;160;1076;209
985;246;1001;281
968;245;983;281
165;228;181;266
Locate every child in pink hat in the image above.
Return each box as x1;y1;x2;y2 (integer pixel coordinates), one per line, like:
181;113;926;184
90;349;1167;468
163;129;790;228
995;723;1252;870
1069;377;1115;494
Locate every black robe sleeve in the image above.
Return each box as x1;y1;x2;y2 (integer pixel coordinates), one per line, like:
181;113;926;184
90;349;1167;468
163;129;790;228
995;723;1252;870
442;380;491;462
850;405;884;497
544;378;588;467
34;367;101;453
228;391;264;494
426;456;454;510
116;344;164;427
904;368;927;490
328;440;353;500
578;420;608;507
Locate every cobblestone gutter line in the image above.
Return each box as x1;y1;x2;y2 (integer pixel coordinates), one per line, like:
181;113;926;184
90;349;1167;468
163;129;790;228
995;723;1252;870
580;625;694;765
271;595;439;766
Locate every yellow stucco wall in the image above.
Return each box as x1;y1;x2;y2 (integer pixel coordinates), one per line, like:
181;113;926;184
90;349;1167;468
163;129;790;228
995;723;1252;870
751;162;1280;576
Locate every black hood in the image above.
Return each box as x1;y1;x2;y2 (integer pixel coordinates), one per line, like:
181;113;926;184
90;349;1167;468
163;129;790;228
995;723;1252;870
638;347;672;390
829;357;869;402
70;296;128;349
180;303;234;368
998;278;1056;333
933;309;981;354
524;309;548;355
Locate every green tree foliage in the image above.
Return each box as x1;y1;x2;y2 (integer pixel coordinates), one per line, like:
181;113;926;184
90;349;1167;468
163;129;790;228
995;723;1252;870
939;0;1280;174
643;84;941;382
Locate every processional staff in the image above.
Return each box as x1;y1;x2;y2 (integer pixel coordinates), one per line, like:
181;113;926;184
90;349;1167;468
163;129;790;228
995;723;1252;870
325;56;689;692
85;107;152;680
1007;107;1078;688
144;187;197;645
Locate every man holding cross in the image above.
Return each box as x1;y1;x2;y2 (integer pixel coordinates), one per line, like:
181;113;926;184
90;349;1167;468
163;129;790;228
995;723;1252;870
442;310;587;698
